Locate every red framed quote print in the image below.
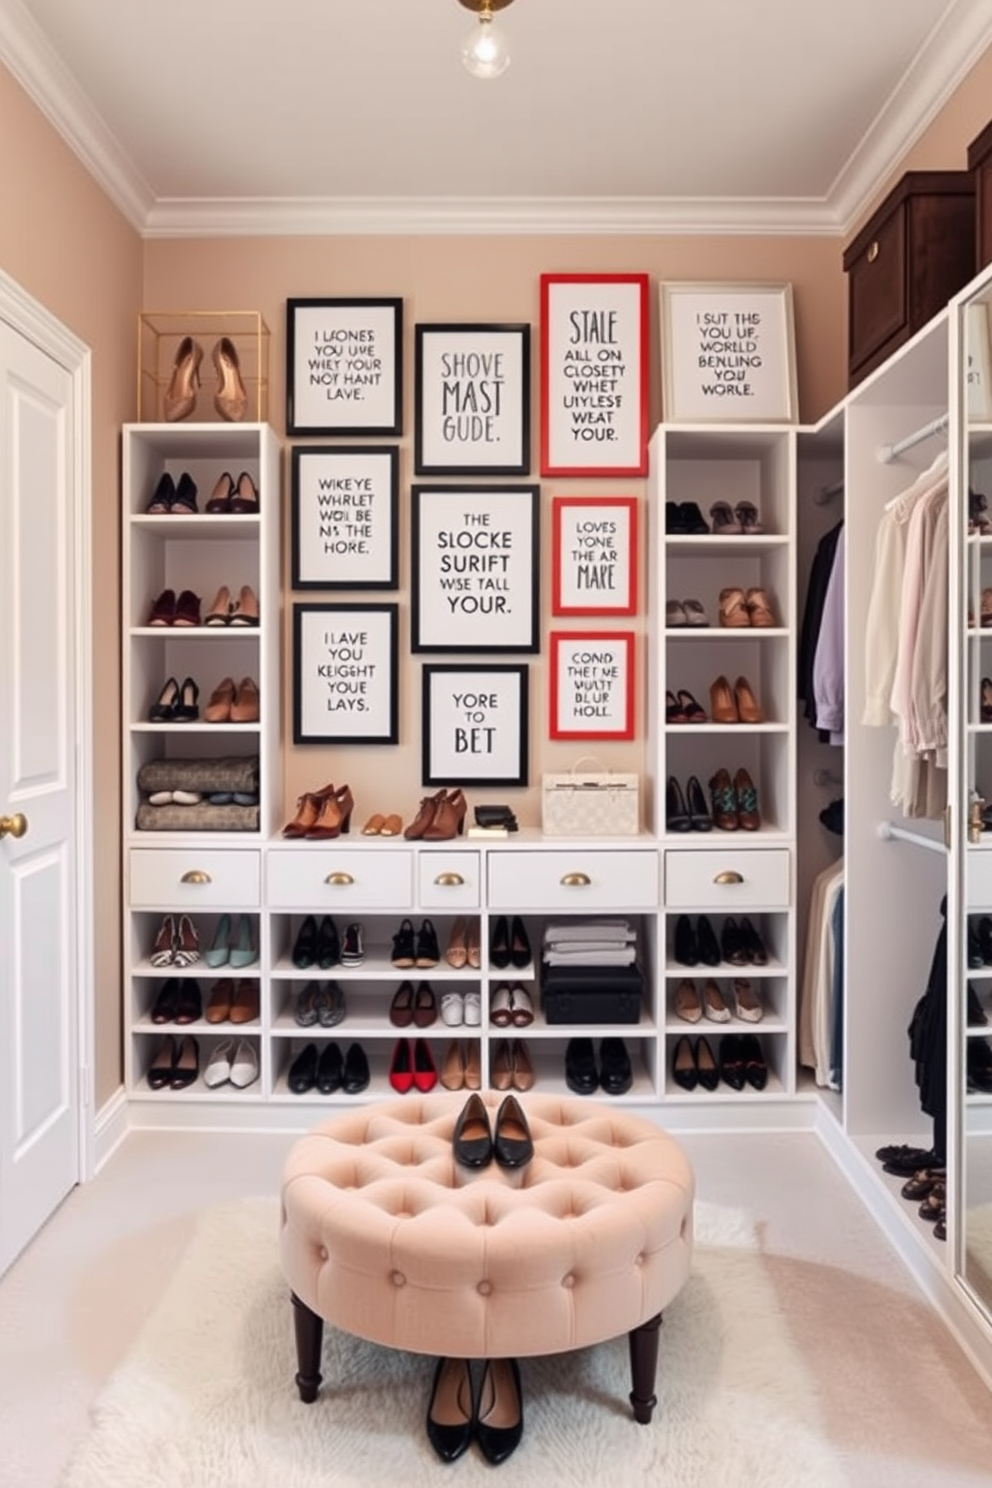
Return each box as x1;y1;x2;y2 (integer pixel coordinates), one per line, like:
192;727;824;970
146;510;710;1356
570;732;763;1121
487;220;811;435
552;495;637;616
540;273;649;477
549;631;635;741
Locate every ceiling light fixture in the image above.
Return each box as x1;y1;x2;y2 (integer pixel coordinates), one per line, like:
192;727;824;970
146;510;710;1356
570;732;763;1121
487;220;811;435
459;0;515;81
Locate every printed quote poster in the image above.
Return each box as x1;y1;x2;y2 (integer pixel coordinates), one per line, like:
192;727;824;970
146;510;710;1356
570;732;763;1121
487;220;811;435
661;285;796;422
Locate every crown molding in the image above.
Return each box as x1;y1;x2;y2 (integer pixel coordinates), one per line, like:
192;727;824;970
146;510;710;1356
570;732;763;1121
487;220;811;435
0;0;153;230
143;194;842;239
830;0;992;237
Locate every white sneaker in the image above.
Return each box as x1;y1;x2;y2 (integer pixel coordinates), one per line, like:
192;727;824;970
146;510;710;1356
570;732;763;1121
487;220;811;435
463;990;482;1027
440;991;465;1026
229;1038;259;1088
203;1038;234;1088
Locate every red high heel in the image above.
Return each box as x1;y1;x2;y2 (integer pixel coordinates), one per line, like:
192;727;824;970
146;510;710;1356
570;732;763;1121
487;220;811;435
306;784;354;839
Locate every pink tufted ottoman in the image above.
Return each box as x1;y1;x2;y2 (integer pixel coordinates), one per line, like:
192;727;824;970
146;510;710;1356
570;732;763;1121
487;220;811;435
279;1093;694;1423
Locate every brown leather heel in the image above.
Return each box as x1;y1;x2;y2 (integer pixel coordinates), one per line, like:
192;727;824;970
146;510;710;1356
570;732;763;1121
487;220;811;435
709;674;738;723
404;791;446;840
734;675;764;723
306;784;355;839
213;337;248;422
282;784;336;838
424;789;467;840
164;336;203;422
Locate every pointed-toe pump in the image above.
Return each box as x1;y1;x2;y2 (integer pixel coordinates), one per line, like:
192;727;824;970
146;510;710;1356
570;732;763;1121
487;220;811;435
389;1038;414;1093
666;776;691;832
475;1358;524;1466
204;676;237;723
426;1357;475;1465
203;585;233;626
734;675;764;723
213;337;248;422
686;774;712;831
229;585;259;626
412;1037;438;1091
163;336;203;423
149;676;180;722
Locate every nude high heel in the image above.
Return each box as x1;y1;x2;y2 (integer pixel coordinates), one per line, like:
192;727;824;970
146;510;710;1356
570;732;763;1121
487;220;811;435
212;337;248;422
164;336;203;422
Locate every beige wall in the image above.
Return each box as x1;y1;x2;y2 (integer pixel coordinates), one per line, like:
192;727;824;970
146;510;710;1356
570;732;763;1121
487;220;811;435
0;64;143;1106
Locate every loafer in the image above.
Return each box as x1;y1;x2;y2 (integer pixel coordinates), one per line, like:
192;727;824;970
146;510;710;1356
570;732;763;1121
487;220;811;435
599;1037;633;1095
493;1093;534;1167
564;1036;598;1095
288;1042;318;1094
316;1041;343;1094
452;1091;493;1167
426;1357;475;1465
342;1042;370;1094
476;1358;524;1466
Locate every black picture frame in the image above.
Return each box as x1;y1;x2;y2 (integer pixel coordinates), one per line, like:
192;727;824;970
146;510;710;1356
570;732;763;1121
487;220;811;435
411;484;540;654
292;603;398;745
286;297;403;435
422;664;529;787
414;322;530;475
290;445;399;590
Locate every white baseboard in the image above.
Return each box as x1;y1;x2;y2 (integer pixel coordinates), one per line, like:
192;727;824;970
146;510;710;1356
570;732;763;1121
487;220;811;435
91;1086;129;1173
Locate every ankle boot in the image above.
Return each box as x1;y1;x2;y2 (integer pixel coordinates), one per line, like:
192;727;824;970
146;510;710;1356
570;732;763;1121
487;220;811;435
423;789;467;840
404;791;446;840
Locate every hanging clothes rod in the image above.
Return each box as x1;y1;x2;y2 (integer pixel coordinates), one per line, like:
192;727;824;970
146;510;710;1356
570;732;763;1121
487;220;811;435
812;479;844;506
877;820;946;854
877;413;948;465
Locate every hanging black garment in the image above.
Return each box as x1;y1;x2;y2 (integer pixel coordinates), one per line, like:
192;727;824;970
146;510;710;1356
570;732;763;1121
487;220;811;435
797;519;843;738
907;895;947;1161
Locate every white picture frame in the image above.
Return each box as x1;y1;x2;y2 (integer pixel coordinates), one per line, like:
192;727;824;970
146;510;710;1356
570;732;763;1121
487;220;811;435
660;281;798;423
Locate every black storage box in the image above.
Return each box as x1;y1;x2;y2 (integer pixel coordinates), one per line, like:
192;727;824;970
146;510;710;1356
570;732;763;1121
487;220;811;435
540;963;643;1025
968;119;992;271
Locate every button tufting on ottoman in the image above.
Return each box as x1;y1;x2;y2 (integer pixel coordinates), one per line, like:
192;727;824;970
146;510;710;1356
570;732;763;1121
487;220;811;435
280;1093;694;1424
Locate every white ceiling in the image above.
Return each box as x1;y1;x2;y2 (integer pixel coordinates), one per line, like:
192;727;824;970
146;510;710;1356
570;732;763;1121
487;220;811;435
1;0;991;237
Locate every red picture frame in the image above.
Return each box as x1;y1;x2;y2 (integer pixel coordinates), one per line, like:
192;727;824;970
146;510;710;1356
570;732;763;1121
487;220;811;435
540;273;650;478
551;495;638;616
549;631;635;741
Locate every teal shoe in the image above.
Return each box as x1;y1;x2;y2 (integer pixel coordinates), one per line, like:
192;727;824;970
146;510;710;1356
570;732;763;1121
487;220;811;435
229;914;258;969
205;913;232;968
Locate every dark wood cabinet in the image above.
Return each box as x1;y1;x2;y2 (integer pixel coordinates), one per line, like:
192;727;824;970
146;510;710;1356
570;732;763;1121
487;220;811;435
968;120;992;271
843;170;975;387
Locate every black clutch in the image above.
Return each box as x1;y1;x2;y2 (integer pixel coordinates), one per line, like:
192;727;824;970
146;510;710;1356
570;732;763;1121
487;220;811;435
474;804;518;830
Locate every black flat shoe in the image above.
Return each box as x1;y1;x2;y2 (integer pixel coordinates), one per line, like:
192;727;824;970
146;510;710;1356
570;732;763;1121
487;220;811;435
719;1034;745;1091
697;914;721;967
490;915;511;970
672;1034;696;1091
599;1036;633;1095
666;776;691;832
564;1036;598;1094
175;978;202;1025
151;978;181;1024
674;914;698;967
686;774;712;830
493;1094;533;1168
452;1092;493;1167
426;1357;475;1464
316;1041;343;1094
342;1042;370;1094
740;1032;768;1090
288;1042;318;1094
317;915;340;969
476;1358;523;1466
509;915;532;969
292;914;319;969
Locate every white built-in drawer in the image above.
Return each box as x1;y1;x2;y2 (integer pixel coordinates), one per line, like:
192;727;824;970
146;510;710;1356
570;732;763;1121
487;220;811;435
664;848;790;910
966;848;992;908
267;847;413;910
129;848;261;909
417;850;482;910
488;850;659;911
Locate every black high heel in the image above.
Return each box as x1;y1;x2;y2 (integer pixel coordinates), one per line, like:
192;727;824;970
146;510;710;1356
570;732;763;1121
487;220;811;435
293;914;319;969
173;676;199;722
475;1358;524;1466
317;915;340;969
666;776;691;832
426;1357;476;1464
509;916;531;969
697;914;721;967
149;676;180;722
490;915;511;970
672;1034;697;1090
686;775;712;831
674;914;698;967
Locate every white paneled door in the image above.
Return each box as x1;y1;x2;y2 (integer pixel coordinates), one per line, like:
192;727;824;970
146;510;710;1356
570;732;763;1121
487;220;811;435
0;286;88;1274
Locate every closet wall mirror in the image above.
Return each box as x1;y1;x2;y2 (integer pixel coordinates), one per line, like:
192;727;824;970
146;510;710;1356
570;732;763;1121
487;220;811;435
960;268;992;1321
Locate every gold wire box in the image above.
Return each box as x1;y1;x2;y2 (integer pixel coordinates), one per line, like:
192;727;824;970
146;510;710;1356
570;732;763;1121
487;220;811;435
137;310;270;424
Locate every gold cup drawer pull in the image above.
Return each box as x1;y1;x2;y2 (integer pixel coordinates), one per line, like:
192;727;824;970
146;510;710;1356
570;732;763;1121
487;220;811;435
713;870;744;885
325;871;355;887
0;813;27;839
434;872;465;887
866;240;880;264
180;869;212;885
561;872;592;887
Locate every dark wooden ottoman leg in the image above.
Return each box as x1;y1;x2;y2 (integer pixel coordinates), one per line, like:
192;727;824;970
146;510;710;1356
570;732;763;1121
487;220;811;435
628;1312;662;1423
291;1291;324;1403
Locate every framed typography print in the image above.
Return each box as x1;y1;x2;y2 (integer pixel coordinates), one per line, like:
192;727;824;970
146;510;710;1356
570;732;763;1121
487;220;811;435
411;484;540;653
552;495;638;616
292;603;398;745
286;297;403;435
660;282;798;423
422;664;529;787
415;323;530;475
291;446;398;590
540;273;649;477
549;631;635;741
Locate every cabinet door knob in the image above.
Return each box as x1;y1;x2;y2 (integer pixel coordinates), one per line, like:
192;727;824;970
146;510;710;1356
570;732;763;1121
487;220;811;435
180;869;212;885
0;813;27;840
866;240;880;264
434;872;465;887
713;870;744;885
560;872;591;887
325;871;354;886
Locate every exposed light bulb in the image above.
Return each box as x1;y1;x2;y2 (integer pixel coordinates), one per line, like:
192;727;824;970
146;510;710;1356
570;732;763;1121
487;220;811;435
462;14;511;80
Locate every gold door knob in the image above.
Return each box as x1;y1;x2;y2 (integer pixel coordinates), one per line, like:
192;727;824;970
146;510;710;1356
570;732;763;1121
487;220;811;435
560;872;591;887
325;872;355;886
0;813;27;840
713;870;744;885
180;869;212;885
434;872;465;887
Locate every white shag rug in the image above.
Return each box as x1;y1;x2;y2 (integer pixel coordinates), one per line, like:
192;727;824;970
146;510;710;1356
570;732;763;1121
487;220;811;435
60;1196;846;1488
